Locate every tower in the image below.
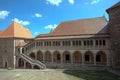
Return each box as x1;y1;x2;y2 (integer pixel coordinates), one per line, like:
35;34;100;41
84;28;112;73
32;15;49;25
107;2;120;69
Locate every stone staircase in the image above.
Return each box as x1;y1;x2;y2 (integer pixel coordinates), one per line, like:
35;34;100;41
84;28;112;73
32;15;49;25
20;53;46;69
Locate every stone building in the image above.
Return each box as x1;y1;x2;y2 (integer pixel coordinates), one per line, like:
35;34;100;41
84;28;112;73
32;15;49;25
106;2;120;69
0;2;120;69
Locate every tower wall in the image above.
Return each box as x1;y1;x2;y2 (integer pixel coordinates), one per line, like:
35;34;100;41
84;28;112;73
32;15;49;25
107;4;120;69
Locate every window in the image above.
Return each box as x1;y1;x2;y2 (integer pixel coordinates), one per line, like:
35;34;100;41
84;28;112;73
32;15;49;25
57;54;60;60
96;40;98;46
99;40;102;45
84;40;87;46
78;40;81;46
96;55;101;62
73;41;75;46
87;40;89;45
66;54;70;61
103;40;106;46
85;55;89;61
90;40;93;46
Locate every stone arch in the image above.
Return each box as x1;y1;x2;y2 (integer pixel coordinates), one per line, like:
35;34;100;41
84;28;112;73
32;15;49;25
33;65;40;69
26;62;32;69
53;51;61;63
37;50;43;61
63;51;71;63
84;51;94;64
45;51;52;63
96;51;107;65
18;58;24;68
73;51;82;64
30;52;35;59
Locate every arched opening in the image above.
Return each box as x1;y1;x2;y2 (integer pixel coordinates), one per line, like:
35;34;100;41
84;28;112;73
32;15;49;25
37;51;43;62
26;62;32;69
53;51;61;63
33;65;40;69
30;52;35;59
63;51;71;63
5;62;8;68
84;51;94;64
18;58;24;68
45;51;51;63
96;51;107;65
73;51;82;64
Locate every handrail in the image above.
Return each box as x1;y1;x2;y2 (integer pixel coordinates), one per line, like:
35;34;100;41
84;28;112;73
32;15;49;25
20;53;46;69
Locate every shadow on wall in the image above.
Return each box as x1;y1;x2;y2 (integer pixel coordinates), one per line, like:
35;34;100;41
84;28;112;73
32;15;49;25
62;70;119;80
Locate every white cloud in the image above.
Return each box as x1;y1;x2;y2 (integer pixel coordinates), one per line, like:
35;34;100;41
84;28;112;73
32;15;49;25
68;0;74;4
85;0;100;5
0;10;10;19
35;13;42;18
46;0;62;6
34;32;39;35
45;24;57;29
90;0;100;4
12;18;30;26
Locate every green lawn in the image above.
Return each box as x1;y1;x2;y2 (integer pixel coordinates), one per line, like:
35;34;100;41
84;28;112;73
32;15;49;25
0;69;119;80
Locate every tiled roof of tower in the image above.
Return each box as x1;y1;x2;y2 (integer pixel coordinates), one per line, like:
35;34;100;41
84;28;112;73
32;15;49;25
0;22;32;38
0;30;4;35
37;17;108;38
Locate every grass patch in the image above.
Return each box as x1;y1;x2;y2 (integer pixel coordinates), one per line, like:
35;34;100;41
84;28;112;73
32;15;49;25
63;70;120;80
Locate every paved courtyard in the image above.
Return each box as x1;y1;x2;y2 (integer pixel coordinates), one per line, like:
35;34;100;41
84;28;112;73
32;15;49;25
0;69;119;80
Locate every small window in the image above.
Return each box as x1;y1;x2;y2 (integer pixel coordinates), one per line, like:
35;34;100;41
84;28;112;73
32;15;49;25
96;40;98;46
85;55;89;61
73;41;75;46
90;40;93;46
66;54;70;61
99;40;102;45
87;40;89;45
96;55;101;62
84;40;87;46
57;54;60;60
103;40;106;46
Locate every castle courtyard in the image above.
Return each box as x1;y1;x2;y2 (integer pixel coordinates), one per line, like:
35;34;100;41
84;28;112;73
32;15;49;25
0;69;119;80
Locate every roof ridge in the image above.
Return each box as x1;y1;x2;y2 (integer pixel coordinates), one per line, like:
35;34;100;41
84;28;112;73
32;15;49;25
61;16;105;23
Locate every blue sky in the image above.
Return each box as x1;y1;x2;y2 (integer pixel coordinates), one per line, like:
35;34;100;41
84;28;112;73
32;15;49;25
0;0;120;37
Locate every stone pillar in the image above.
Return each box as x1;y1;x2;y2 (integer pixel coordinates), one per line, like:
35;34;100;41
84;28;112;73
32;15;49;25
61;53;63;64
107;53;110;66
35;42;36;48
70;40;73;46
94;54;96;65
82;53;84;65
71;53;73;64
35;52;37;60
51;53;54;63
24;61;26;68
43;53;45;63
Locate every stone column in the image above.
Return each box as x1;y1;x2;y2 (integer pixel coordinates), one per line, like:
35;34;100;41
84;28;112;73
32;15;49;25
71;53;73;64
94;54;96;65
82;53;84;65
24;61;26;68
61;53;63;64
43;52;45;63
51;53;54;63
70;40;73;46
35;52;37;60
35;42;36;48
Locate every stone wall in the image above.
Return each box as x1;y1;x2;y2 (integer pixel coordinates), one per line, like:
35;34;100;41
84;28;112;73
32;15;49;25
107;4;120;69
0;38;15;69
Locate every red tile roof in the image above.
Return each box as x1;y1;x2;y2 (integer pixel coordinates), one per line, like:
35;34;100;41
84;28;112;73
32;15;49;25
0;22;32;38
37;17;108;38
